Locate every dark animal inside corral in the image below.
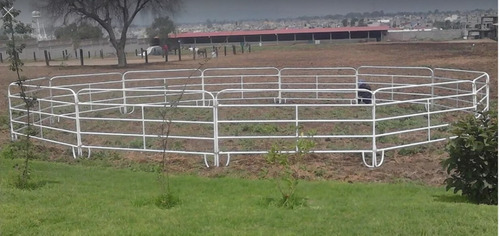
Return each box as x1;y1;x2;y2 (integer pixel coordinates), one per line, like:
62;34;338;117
197;48;207;57
357;80;372;104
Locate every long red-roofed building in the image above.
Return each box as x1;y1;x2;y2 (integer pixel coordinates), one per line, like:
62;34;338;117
168;26;389;45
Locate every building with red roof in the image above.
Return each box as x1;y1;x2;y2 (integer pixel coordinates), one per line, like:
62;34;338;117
168;26;389;45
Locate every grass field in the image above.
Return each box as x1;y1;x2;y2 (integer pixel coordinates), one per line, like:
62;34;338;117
0;158;496;235
0;41;497;235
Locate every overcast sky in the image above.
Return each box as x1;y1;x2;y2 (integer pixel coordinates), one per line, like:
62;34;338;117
169;0;497;23
12;0;498;25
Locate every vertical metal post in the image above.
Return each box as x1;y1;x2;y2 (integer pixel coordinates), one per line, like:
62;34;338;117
240;76;244;99
49;80;54;124
430;69;435;108
485;74;490;111
7;86;16;140
164;79;168;103
315;76;319;99
431;70;435;99
426;99;431;141
88;84;93;111
142;105;146;150
278;70;282;102
355;69;359;104
121;73;128;114
472;81;477;111
391;75;394;101
213;98;219;167
73;93;83;157
38;101;43;139
201;70;206;105
295;105;299;152
371;93;377;168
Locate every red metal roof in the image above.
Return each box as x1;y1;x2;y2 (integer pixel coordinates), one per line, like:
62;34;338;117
169;26;390;38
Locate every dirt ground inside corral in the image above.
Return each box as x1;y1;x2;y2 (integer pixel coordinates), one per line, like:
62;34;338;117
1;40;497;186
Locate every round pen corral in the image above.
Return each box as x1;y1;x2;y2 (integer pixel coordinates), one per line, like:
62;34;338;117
8;66;489;168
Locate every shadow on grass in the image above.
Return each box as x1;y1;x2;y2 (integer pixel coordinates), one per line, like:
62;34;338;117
12;179;60;190
131;193;181;209
259;196;309;209
432;194;470;204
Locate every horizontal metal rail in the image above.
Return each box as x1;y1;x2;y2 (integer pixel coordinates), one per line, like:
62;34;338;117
8;67;489;168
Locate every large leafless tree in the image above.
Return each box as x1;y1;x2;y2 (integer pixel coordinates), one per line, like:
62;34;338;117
39;0;181;67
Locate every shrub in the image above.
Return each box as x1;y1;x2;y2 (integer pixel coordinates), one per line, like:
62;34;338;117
0;114;9;130
265;135;315;209
154;192;180;209
442;110;498;205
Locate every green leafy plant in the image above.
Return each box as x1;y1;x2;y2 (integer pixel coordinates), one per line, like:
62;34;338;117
0;114;9;130
265;134;315;208
155;99;180;209
0;140;47;161
154;192;180;209
2;1;34;190
442;109;498;205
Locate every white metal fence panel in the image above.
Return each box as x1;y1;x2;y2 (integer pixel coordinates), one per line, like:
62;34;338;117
8;67;489;168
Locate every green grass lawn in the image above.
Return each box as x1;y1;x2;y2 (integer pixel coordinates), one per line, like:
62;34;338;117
0;158;497;235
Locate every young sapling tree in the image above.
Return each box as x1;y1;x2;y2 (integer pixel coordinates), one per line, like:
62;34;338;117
265;133;315;208
2;0;35;189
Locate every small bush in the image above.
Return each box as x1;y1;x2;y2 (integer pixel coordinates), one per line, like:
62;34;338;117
442;110;498;205
0;140;47;160
0;142;17;159
2;160;44;190
154;192;180;209
265;135;315;209
0;114;9;130
9;170;37;190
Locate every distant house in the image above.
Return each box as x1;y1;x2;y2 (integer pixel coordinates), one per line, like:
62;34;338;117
467;16;498;40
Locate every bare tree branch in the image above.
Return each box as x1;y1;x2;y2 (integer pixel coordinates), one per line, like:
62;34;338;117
39;0;182;67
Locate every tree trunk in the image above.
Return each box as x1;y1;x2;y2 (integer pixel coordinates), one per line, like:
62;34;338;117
116;45;127;67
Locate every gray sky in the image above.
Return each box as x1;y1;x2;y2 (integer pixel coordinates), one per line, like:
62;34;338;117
12;0;499;25
170;0;498;23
